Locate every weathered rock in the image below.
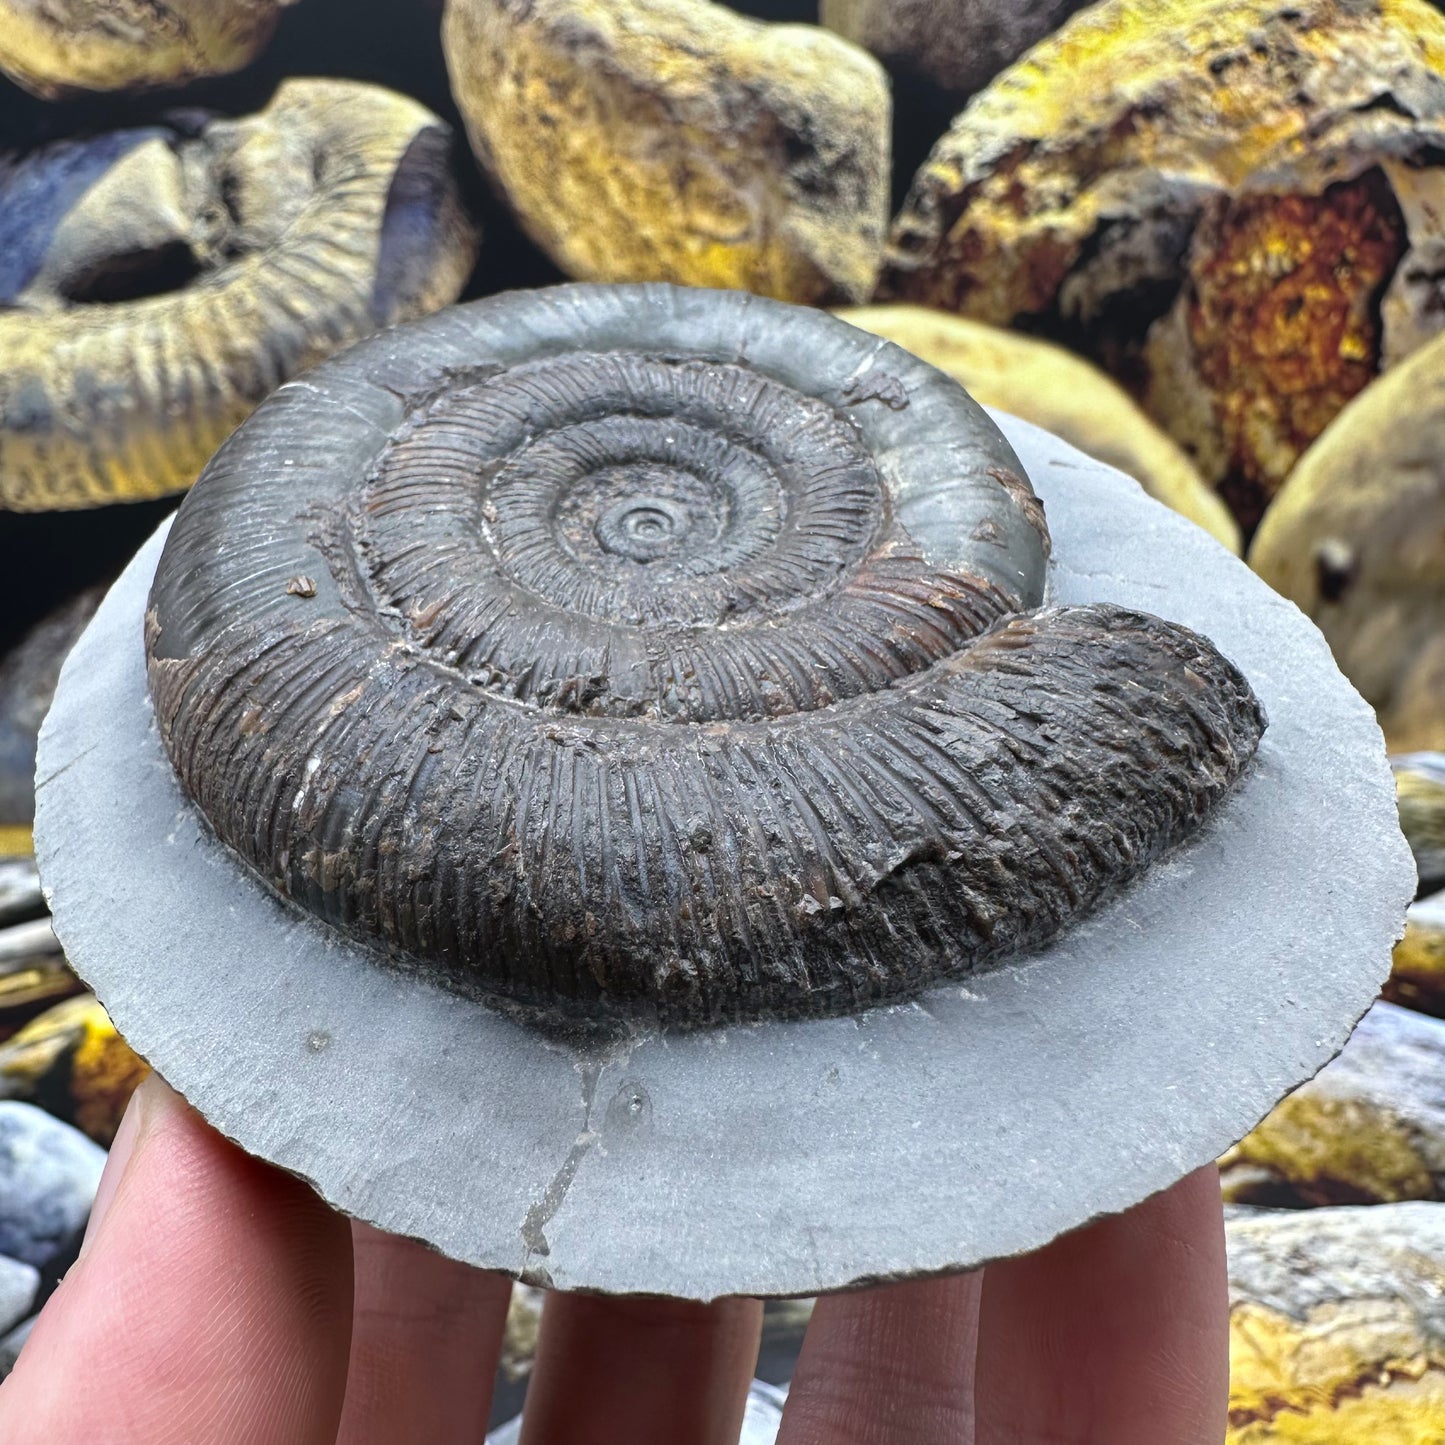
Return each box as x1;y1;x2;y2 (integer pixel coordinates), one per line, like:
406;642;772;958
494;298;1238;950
0;996;149;1147
0;1101;104;1268
0;590;101;856
442;0;889;303
0;861;41;929
0;0;298;98
1396;754;1445;896
0;1313;33;1382
0;1254;37;1338
0;79;477;510
0;915;81;1036
1227;1202;1445;1441
837;304;1240;550
1388;889;1445;1018
1249;329;1445;753
821;0;1090;99
1221;1002;1445;1207
885;0;1445;532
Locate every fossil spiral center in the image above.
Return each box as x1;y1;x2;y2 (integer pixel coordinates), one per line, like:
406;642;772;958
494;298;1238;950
595;493;690;562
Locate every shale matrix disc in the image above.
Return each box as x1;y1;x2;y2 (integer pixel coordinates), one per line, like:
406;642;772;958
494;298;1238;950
37;284;1412;1300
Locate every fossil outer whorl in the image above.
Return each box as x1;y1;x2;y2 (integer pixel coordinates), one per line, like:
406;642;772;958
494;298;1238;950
0;79;477;512
144;284;1264;1028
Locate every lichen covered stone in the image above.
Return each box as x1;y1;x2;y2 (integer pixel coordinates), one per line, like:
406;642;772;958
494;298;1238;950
443;0;889;303
1228;1202;1445;1441
0;0;298;98
1221;1002;1445;1207
885;0;1445;532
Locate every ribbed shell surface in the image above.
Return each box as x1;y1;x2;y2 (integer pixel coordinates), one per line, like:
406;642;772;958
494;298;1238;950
146;284;1264;1027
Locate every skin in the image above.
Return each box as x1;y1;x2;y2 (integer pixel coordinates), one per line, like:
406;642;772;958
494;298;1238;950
0;1074;1229;1444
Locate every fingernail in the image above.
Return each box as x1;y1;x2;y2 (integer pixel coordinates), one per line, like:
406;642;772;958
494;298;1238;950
78;1072;169;1259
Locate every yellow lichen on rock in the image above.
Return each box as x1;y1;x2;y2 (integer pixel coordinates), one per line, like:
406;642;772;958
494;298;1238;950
837;303;1241;550
0;79;477;510
1219;1003;1445;1208
443;0;889;303
885;0;1445;531
1389;891;1445;1017
1249;330;1445;753
1227;1204;1445;1442
0;995;149;1145
0;0;298;98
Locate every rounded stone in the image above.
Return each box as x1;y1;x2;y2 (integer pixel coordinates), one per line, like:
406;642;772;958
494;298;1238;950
0;1101;105;1269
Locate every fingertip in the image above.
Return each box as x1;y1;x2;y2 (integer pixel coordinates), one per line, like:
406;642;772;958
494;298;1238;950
1;1075;354;1445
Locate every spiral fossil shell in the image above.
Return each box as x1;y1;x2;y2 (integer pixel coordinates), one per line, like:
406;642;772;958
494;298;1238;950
0;78;477;512
836;304;1242;552
144;284;1264;1028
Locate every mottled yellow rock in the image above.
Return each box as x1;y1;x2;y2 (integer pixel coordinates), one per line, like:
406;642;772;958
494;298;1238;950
1220;1003;1445;1207
443;0;889;303
1227;1203;1445;1442
1389;890;1445;1018
885;0;1445;532
0;995;148;1146
837;304;1240;550
1249;330;1445;753
1395;755;1445;896
0;79;477;510
0;0;297;98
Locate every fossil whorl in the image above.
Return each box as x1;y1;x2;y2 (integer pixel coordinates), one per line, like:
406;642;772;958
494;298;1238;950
145;284;1265;1028
0;79;477;512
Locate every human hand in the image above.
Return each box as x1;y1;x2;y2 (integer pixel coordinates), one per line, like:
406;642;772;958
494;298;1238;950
0;1074;1228;1444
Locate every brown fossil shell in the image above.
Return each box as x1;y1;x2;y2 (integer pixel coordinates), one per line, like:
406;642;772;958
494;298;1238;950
144;283;1264;1029
0;78;478;512
1248;329;1445;754
836;304;1241;551
1226;1203;1445;1441
441;0;890;305
0;0;298;98
884;0;1445;533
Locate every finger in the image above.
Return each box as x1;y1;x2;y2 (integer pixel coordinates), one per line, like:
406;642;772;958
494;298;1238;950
776;1272;981;1445
518;1292;763;1445
0;1074;354;1445
974;1165;1229;1445
335;1221;513;1445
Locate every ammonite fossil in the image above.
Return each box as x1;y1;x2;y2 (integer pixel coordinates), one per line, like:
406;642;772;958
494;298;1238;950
143;284;1264;1029
0;79;477;511
0;0;297;98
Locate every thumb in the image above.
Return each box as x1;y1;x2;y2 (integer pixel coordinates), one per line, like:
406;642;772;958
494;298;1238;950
0;1073;354;1445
